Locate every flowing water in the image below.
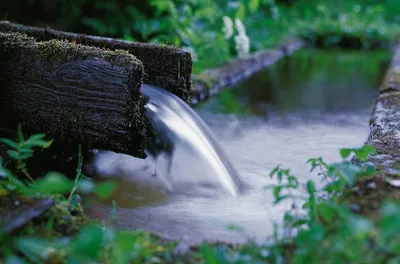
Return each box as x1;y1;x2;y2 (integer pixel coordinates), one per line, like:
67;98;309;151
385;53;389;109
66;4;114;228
88;49;392;246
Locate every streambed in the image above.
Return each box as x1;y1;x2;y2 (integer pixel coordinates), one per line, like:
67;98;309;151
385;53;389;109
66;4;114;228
89;49;392;245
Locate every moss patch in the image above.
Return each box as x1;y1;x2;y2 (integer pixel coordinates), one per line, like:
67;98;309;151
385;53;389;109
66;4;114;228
0;32;143;73
0;192;93;239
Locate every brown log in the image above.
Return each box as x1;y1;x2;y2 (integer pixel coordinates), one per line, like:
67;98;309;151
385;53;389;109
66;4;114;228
0;32;147;161
0;20;193;104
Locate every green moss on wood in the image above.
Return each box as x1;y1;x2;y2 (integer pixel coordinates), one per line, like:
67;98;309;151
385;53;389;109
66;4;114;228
0;21;193;105
0;32;147;162
0;32;143;72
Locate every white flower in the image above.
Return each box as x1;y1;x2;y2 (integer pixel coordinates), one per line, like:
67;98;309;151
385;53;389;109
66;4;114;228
234;32;250;58
222;16;234;39
235;18;246;36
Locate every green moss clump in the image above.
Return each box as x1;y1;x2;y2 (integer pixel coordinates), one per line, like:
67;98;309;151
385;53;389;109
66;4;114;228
0;192;94;239
18;200;93;239
0;31;143;78
340;175;400;218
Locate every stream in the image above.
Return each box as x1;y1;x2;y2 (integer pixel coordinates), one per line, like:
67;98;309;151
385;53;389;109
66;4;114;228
88;49;392;246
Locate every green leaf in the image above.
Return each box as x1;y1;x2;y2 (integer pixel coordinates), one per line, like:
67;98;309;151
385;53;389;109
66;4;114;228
17;124;24;142
42;139;53;149
317;203;336;224
380;202;400;240
7;150;19;159
113;231;139;264
94;181;117;200
323;180;343;194
269;165;280;178
274;195;291;204
33;172;74;194
19;148;34;154
294;224;326;250
363;162;376;176
353;145;376;162
69;225;104;259
18;152;33;160
236;3;246;20
26;133;46;141
13;238;55;264
248;0;260;13
348;216;374;237
335;163;362;186
200;244;219;264
273;186;282;199
22;139;51;149
340;148;352;159
292;219;308;228
0;138;19;150
306;180;316;195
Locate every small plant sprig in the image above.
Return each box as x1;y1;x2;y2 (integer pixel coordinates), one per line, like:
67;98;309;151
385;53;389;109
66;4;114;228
199;145;399;263
0;127;116;201
267;145;377;232
67;144;91;204
0;125;52;183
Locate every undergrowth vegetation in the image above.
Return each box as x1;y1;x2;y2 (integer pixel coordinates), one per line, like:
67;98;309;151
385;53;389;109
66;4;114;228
1;0;399;73
0;129;399;263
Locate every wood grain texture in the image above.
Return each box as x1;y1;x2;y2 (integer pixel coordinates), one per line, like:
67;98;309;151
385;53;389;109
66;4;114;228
0;20;193;104
0;32;146;159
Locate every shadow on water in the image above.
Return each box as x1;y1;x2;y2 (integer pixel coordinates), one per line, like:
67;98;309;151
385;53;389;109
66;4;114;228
88;48;392;245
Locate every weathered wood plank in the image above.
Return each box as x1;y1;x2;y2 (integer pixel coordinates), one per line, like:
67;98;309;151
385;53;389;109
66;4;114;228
0;32;146;160
0;20;193;104
0;196;54;235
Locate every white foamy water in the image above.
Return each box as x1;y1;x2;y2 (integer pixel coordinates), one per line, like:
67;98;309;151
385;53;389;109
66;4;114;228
87;49;390;246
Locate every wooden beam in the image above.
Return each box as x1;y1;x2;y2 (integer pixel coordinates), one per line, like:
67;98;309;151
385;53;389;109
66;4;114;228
0;20;193;104
0;32;147;159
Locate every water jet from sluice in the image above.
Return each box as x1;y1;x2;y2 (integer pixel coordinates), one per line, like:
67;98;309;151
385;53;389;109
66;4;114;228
140;84;243;196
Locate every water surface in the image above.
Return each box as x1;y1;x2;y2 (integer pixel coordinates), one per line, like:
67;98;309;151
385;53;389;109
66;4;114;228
89;49;391;245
